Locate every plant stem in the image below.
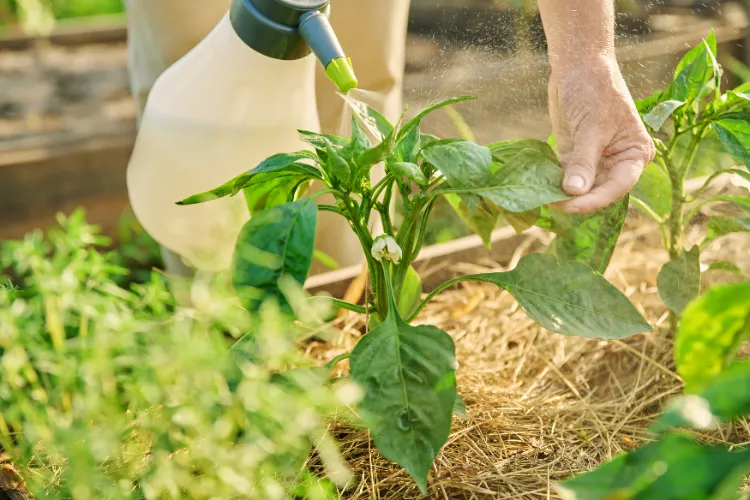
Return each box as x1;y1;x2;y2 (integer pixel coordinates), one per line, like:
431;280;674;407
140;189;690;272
663;124;706;336
329;298;369;314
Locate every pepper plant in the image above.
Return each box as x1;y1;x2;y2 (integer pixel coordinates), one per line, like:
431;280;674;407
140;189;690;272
630;30;750;333
181;96;652;492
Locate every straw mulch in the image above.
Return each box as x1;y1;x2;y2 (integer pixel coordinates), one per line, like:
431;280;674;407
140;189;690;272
310;217;750;500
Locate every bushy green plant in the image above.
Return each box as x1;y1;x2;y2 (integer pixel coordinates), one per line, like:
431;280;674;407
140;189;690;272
0;210;350;499
630;30;750;333
181;93;653;490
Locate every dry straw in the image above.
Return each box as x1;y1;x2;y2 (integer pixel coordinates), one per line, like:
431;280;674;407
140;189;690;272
310;217;750;499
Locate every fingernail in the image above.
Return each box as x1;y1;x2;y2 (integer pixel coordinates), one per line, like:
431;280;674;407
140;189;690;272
565;175;586;190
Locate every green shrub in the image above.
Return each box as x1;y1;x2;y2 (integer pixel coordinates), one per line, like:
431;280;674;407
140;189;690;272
0;210;348;499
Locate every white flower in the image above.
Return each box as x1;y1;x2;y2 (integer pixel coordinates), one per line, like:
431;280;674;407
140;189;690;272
371;235;402;264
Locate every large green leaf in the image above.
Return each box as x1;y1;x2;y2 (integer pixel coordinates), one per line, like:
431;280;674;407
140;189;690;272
487;139;558;165
444;193;500;248
465;253;651;339
704;216;750;246
421;141;492;189
713;112;750;167
398;96;476;142
349;310;456;494
556;434;750;500
502;207;541;234
653;362;750;433
469;149;572;213
537;195;629;274
643;100;685;131
675;281;750;392
672;30;718;105
632;163;672;218
232;199;317;311
242;175;305;216
657;246;701;315
178;152;321;205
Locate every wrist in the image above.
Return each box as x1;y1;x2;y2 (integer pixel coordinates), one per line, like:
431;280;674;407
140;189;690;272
548;52;618;79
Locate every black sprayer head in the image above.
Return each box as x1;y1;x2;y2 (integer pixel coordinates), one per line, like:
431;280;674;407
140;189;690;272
229;0;357;92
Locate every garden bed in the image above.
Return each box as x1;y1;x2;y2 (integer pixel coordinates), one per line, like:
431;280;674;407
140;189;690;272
307;220;750;499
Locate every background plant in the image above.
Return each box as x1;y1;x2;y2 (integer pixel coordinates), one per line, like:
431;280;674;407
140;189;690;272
182;95;653;492
631;30;750;333
0;210;350;499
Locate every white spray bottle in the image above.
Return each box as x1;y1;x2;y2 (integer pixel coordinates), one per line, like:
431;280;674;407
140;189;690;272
126;0;357;271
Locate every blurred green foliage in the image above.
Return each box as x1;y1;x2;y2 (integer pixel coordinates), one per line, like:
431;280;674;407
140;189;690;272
0;209;348;499
0;0;123;26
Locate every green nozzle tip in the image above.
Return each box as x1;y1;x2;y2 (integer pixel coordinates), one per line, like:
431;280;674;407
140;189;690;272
326;57;358;94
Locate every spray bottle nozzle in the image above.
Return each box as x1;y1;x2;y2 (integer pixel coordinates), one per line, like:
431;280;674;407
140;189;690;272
298;10;358;93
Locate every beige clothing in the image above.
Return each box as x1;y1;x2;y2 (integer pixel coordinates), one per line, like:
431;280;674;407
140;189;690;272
125;0;409;274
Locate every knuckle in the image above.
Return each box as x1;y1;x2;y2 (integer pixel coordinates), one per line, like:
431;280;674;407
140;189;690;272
566;155;598;173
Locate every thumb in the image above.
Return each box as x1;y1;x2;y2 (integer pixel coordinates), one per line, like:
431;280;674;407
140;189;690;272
562;140;604;196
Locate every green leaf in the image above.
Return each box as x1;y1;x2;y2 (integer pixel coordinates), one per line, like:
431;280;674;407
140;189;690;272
556;433;750;500
242;175;306;216
396;266;423;318
643;100;685;131
672;30;718;105
503;207;541;234
178;153;321;205
298;130;349;152
632;163;672;218
537;195;628;274
636;88;666;114
713;113;750;167
470;149;572;213
387;162;428;186
392;124;421;163
357;129;397;167
398;96;476;142
487;139;558;165
704;216;750;246
704;260;744;276
324;140;351;187
232;199;317;311
313;249;340;270
657;246;701;315
466;253;651;340
340;117;373;163
349;312;456;494
347;99;394;142
453;394;467;420
675;281;750;392
421;141;492;189
444;193;500;248
653;362;750;433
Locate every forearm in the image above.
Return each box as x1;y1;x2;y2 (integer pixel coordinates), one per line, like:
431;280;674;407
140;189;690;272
538;0;616;69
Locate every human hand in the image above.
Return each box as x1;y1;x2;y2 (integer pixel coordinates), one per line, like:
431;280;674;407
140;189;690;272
548;56;655;214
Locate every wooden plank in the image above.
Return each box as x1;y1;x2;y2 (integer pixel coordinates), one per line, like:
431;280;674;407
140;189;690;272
0;130;135;241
